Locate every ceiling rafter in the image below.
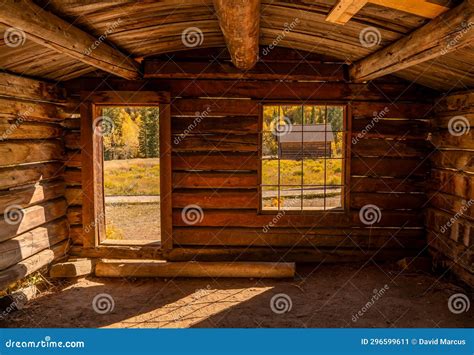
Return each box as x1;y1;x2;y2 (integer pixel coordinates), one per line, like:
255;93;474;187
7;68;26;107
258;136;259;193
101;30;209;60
0;0;140;79
326;0;450;24
213;0;260;70
350;0;474;82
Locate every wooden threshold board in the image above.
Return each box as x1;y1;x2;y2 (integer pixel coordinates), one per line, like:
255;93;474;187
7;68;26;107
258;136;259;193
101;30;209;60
95;260;295;279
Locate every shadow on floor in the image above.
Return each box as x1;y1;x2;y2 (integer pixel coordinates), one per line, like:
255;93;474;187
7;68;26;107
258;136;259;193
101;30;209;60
2;262;473;328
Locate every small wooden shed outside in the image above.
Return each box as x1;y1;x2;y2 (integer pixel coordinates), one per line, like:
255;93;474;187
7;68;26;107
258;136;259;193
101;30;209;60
278;124;334;159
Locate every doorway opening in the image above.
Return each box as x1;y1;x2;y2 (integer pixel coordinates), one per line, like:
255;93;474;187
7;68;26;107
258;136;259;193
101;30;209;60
101;106;161;244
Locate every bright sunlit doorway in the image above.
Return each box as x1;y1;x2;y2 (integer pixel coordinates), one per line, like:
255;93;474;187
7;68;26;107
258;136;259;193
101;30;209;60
101;106;161;244
80;91;171;249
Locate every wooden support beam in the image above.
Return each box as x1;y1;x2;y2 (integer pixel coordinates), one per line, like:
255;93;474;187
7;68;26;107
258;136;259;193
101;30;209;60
166;247;423;263
326;0;449;24
350;0;474;82
69;245;165;260
326;0;368;24
96;260;295;278
144;60;346;81
213;0;260;70
0;0;140;79
370;0;449;19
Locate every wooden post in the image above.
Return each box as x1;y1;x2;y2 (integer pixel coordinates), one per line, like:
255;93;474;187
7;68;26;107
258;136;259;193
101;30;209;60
160;103;173;251
80;99;103;248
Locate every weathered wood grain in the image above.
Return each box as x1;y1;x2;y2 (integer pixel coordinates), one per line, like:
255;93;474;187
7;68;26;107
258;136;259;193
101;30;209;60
0;0;140;79
0;218;68;270
0;73;65;102
0;198;67;242
0;180;65;211
0;162;64;190
213;0;260;70
0;240;69;290
0;141;64;167
96;260;295;278
351;1;474;81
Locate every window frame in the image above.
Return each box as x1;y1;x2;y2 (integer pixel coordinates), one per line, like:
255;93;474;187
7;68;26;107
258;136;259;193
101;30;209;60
80;91;172;250
257;102;351;215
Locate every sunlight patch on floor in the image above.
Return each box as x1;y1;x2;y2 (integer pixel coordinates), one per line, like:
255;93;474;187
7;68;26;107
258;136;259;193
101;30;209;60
104;286;272;328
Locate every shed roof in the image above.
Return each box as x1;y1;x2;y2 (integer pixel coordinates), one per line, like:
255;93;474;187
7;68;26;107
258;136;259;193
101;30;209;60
279;124;335;143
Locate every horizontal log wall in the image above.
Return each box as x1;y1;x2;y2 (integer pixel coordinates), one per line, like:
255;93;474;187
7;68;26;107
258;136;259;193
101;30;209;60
65;74;435;262
0;73;69;291
169;89;431;261
427;90;474;287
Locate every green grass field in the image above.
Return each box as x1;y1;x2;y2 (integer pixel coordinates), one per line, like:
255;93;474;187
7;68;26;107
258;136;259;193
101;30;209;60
261;159;343;188
104;158;161;196
104;158;343;196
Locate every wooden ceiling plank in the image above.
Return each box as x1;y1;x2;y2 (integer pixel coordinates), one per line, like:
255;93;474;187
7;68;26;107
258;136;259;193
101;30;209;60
369;0;449;19
213;0;260;70
0;0;140;79
326;0;369;24
350;0;474;82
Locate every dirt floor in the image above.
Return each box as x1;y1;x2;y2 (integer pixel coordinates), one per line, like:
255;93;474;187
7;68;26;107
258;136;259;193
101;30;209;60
2;263;472;328
105;203;161;241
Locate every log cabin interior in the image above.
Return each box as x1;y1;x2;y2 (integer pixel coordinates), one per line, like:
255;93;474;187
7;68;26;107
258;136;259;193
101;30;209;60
0;0;473;328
